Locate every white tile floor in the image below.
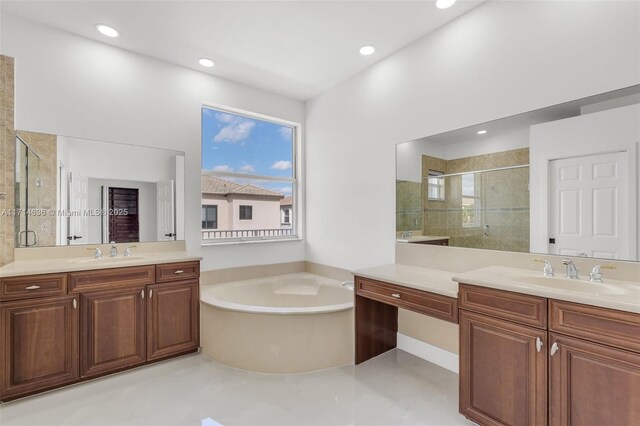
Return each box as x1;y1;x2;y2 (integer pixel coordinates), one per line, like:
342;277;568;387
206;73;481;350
0;350;474;426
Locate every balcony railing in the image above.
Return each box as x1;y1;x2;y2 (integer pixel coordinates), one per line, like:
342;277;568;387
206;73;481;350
202;228;294;240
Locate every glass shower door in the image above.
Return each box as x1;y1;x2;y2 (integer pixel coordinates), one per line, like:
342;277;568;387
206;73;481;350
15;136;41;247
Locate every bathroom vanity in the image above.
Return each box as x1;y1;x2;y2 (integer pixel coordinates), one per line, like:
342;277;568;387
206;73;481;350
0;255;200;402
353;263;640;426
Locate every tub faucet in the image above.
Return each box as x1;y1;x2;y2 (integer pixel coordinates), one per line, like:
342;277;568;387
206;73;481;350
562;259;579;279
110;241;118;258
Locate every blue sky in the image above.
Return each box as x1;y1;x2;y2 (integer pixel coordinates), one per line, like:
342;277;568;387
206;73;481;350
201;107;293;180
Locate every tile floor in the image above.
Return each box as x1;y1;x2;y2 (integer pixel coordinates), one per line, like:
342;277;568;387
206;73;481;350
0;350;474;426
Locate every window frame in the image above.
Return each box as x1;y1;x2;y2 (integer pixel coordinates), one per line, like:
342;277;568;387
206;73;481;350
200;103;302;245
461;173;482;229
201;205;218;229
239;205;253;221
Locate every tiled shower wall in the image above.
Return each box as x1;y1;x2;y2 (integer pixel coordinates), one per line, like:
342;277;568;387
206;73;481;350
16;131;58;247
421;148;530;253
0;55;15;267
396;180;422;232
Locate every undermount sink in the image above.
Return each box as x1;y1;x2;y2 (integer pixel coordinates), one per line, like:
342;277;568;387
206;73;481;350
69;256;146;264
517;275;630;296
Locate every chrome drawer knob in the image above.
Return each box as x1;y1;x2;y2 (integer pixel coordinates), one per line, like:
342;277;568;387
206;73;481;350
174;270;184;274
391;293;401;298
25;285;41;290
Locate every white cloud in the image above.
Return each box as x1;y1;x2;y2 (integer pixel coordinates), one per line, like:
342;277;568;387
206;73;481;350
240;165;255;173
274;186;293;195
278;126;293;140
212;165;234;172
214;120;256;143
271;160;292;170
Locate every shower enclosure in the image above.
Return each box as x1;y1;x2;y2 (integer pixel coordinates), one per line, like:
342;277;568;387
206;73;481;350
15;135;42;247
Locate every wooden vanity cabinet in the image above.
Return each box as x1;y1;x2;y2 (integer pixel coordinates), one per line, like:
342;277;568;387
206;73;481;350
459;284;640;426
459;286;548;426
79;285;147;377
0;260;200;402
147;279;200;360
0;294;79;400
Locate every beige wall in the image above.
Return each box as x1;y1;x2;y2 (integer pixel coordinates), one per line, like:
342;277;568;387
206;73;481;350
0;55;15;267
202;194;283;233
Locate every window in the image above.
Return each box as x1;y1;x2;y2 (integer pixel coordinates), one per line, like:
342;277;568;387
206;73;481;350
427;171;445;201
201;106;299;242
282;208;291;225
239;205;253;220
201;205;218;229
461;173;481;228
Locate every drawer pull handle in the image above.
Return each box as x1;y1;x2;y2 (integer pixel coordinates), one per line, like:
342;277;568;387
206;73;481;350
536;337;543;352
550;342;559;356
149;289;153;298
141;290;145;299
73;299;77;309
25;285;41;290
391;293;401;298
174;270;184;274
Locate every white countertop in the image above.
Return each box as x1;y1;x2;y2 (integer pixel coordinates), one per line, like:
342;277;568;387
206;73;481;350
453;265;640;314
352;263;640;314
0;251;203;278
352;264;458;298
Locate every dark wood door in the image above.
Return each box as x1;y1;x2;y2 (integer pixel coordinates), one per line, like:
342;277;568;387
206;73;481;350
1;295;79;401
80;286;146;377
147;280;199;360
108;187;139;243
459;310;547;426
549;333;640;426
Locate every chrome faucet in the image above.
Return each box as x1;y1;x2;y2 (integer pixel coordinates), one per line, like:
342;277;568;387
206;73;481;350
533;258;554;277
110;241;118;258
87;247;102;259
562;259;579;279
589;264;616;283
123;245;137;257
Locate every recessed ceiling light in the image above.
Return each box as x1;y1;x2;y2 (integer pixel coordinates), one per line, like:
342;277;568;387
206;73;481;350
436;0;457;9
198;58;215;68
96;24;119;38
359;46;376;56
477;130;488;135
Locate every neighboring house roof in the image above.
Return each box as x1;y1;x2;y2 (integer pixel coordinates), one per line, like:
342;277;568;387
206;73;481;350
202;175;284;198
280;196;293;207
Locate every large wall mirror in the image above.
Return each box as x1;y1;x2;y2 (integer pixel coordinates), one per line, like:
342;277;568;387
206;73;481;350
396;85;640;262
15;132;185;247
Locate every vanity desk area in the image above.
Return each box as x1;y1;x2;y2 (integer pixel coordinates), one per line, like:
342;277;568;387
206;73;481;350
0;243;202;402
353;261;640;426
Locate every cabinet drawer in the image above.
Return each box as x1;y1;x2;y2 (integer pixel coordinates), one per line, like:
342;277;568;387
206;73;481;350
69;266;155;292
0;274;67;301
356;276;458;323
549;300;640;354
155;262;200;283
459;284;547;329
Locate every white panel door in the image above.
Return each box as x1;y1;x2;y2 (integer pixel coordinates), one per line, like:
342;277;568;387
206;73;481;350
549;151;630;259
68;174;88;245
157;180;175;241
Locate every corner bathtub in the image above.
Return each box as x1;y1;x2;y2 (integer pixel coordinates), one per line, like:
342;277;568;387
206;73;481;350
200;273;354;373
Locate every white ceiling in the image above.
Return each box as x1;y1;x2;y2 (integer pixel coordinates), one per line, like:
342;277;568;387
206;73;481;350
1;0;484;100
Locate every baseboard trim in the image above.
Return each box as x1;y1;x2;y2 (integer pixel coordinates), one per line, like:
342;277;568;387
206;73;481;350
397;333;459;374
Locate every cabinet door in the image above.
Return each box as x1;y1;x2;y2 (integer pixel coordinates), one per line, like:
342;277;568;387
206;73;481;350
80;286;146;377
147;280;199;360
459;310;547;426
549;333;640;426
1;295;79;400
